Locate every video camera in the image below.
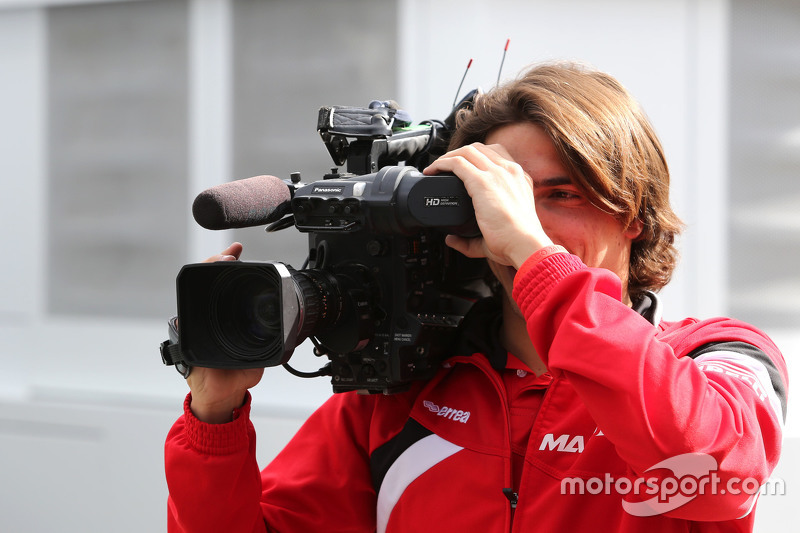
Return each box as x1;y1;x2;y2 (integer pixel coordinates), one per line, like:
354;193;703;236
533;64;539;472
161;92;490;394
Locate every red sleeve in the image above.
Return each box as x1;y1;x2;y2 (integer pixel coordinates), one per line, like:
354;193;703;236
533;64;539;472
512;253;787;521
165;392;267;533
256;391;382;532
165;390;388;532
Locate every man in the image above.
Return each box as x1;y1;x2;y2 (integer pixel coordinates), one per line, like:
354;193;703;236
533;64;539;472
165;63;787;532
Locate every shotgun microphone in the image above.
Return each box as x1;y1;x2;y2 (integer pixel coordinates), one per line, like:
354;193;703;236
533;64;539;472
192;175;293;230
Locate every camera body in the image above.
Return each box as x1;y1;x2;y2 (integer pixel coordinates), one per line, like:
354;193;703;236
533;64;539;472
164;96;490;394
291;166;486;393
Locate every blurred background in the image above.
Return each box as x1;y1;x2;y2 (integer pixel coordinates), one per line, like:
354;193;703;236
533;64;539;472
0;0;797;530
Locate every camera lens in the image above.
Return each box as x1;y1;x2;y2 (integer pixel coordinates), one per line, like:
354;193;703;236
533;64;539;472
210;268;284;361
247;289;281;340
182;261;353;367
293;268;343;339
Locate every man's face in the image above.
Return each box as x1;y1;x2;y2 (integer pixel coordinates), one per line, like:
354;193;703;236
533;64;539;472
484;122;641;304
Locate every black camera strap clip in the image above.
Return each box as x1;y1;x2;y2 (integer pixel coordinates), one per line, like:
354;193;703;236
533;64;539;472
160;316;192;378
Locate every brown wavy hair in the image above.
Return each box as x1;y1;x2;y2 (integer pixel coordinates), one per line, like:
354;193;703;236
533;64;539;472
449;62;683;300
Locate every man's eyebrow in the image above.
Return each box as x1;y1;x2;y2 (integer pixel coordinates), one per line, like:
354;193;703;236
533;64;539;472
534;176;573;187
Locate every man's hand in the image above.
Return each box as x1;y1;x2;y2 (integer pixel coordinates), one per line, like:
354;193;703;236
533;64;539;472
423;143;551;269
185;242;265;423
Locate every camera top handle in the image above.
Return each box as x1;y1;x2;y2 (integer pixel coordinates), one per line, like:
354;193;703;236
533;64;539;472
317;90;479;176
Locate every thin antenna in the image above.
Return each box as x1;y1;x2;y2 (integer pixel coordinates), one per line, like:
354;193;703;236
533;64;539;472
452;58;473;108
497;38;510;87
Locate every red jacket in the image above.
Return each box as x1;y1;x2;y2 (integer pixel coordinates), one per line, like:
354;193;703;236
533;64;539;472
165;253;787;532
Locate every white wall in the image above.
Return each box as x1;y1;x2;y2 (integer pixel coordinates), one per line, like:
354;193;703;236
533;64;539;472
0;0;795;531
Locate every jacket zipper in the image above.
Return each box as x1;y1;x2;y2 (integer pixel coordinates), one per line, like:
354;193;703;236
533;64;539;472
448;355;517;531
503;487;518;523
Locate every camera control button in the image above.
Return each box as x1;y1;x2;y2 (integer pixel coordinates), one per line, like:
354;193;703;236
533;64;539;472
366;240;384;256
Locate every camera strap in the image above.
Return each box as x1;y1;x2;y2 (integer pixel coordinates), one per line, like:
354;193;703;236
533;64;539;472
453;296;507;371
631;290;662;326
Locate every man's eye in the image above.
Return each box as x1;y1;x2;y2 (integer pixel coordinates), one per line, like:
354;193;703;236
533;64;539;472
551;190;578;199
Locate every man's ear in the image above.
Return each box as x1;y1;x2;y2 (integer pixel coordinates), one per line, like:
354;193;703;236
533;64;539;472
625;219;644;241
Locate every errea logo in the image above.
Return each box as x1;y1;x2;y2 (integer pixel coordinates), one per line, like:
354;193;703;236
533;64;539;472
423;400;471;423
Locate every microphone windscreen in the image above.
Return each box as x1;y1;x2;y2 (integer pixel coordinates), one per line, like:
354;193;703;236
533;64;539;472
192;175;292;230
